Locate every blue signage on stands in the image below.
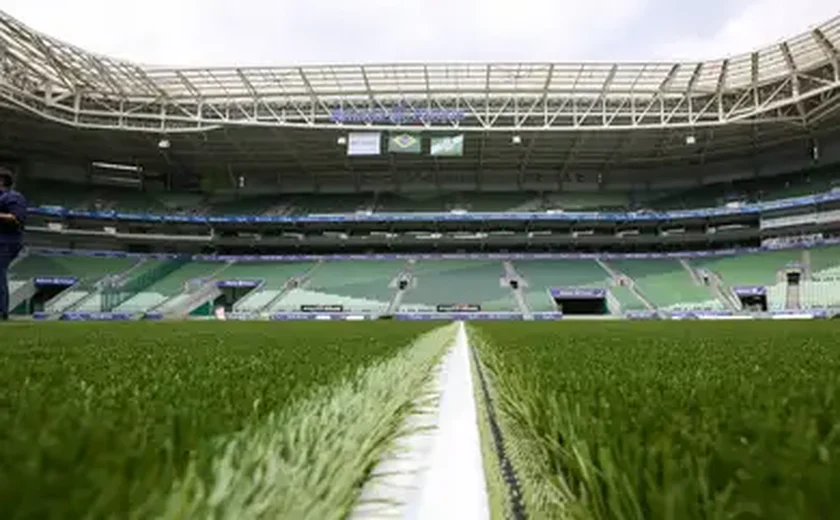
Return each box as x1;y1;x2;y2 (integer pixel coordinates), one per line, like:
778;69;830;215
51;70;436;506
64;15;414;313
394;312;524;321
217;279;262;288
733;286;767;296
34;277;78;287
532;312;563;320
550;287;607;298
60;312;134;321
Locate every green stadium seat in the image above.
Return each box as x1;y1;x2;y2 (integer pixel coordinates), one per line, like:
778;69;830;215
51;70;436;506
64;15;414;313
223;261;315;312
610;258;719;310
290;195;373;215
799;281;840;308
400;260;515;312
809;245;840;276
114;262;226;313
542;193;632;210
272;288;388;313
10;254;135;282
610;283;647;311
693;249;802;287
270;261;406;313
513;260;610;312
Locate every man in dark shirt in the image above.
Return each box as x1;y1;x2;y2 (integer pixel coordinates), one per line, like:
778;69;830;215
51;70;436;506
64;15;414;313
0;167;27;321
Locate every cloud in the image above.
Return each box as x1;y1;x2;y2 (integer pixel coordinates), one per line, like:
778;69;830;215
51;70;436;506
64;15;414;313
1;0;836;67
652;0;839;60
2;0;650;66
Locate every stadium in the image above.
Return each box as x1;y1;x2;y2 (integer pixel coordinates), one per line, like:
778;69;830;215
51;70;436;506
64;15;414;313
2;6;840;520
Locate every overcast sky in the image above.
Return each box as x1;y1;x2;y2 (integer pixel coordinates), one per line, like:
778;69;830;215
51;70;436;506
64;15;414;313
2;0;838;67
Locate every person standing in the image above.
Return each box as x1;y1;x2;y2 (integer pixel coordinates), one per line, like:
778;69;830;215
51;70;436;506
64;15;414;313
0;167;27;321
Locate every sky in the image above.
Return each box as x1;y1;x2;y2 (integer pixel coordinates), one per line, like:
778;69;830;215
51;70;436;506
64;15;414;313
1;0;838;67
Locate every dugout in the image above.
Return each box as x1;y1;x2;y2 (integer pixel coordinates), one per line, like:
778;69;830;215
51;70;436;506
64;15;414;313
549;287;609;315
213;279;262;311
733;285;768;312
13;276;79;314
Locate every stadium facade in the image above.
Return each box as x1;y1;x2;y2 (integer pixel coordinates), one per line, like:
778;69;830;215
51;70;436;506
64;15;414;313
1;9;840;321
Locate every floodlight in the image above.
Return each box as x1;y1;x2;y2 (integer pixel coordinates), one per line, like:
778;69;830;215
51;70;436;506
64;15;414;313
511;135;522;145
158;138;171;149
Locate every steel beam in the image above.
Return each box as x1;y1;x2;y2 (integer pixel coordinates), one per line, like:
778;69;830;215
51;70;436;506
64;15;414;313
1;10;840;133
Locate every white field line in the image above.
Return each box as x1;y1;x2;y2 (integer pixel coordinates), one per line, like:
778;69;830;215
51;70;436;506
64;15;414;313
352;321;489;520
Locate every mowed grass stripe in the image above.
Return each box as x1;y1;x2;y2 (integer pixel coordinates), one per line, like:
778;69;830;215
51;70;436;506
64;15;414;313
0;321;437;520
157;323;457;520
473;321;840;520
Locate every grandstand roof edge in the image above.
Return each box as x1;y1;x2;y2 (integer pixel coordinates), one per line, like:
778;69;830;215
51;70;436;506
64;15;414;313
1;10;839;100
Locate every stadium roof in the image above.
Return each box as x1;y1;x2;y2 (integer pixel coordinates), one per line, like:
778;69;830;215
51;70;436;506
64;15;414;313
1;10;840;133
0;10;840;189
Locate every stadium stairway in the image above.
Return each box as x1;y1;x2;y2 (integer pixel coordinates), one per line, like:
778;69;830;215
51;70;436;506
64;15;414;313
765;246;840;310
502;260;532;318
807;244;840;278
694;268;741;310
694;249;801;287
679;258;703;285
801;249;813;279
269;260;407;314
150;262;232;317
596;259;655;313
608;258;721;312
694;249;804;311
9;280;36;314
259;262;323;313
609;281;649;312
511;259;611;312
226;261;316;313
112;261;224;314
10;252;137;314
72;258;185;312
48;258;154;314
384;262;414;314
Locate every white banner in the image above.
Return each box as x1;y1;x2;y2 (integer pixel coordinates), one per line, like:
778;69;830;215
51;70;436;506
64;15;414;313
347;132;382;156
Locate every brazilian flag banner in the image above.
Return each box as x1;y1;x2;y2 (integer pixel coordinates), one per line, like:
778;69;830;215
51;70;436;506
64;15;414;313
388;132;422;153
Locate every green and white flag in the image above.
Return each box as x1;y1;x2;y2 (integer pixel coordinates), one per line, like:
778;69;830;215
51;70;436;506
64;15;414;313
430;135;464;156
388;132;421;154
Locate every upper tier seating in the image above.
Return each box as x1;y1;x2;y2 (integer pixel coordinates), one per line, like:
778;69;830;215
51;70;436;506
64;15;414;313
649;167;839;210
24;162;839;217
